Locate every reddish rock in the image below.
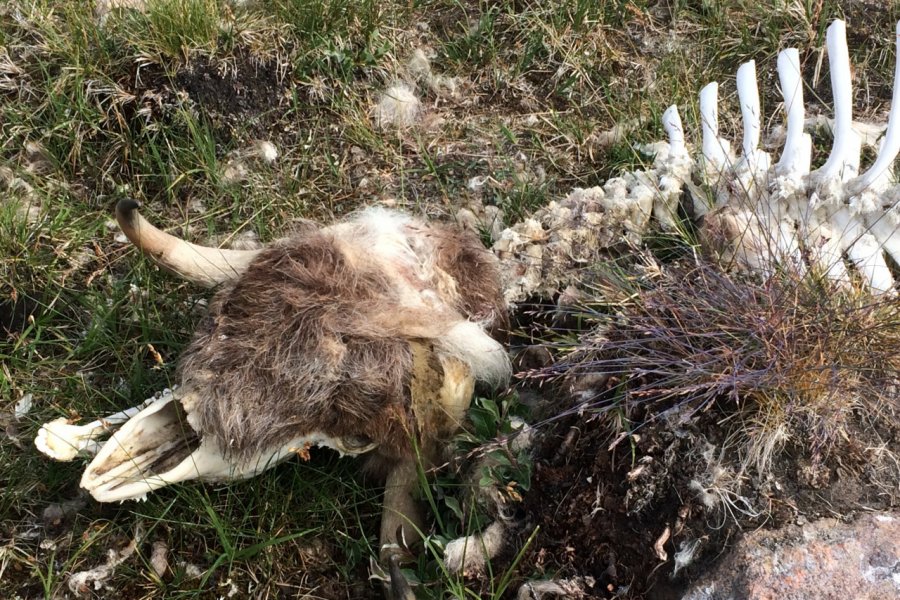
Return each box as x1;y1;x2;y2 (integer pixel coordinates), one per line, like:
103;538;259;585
682;512;900;600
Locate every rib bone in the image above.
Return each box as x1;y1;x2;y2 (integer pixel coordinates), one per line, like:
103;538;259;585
854;25;900;194
814;20;860;186
699;82;733;180
775;48;812;178
735;60;769;187
490;18;900;300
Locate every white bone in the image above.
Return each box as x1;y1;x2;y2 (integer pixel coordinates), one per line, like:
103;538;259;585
805;211;853;283
79;388;377;503
775;48;812;177
815;20;860;185
831;207;894;293
763;50;810;273
737;61;761;161
699;82;732;175
852;21;900;194
34;395;159;461
821;131;877;287
734;61;771;199
798;19;867;287
864;203;900;272
654;105;694;230
849;20;900;293
662;104;687;156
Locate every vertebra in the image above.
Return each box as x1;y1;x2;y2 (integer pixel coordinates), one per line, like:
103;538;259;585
494;19;900;301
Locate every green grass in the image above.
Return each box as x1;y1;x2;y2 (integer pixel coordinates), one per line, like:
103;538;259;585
2;0;900;597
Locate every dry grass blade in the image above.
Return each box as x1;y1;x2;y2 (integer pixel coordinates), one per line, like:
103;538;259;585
541;255;900;476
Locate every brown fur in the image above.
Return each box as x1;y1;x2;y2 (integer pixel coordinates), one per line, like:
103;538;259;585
176;218;505;465
430;223;510;338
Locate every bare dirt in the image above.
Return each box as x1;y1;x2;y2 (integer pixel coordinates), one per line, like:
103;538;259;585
508;403;896;598
132;49;291;144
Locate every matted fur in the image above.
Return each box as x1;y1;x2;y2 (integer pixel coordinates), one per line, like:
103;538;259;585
176;210;508;464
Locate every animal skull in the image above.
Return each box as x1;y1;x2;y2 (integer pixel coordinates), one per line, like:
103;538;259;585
37;200;511;597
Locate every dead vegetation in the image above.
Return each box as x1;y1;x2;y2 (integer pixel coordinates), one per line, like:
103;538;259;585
3;1;900;599
510;254;900;598
550;256;900;478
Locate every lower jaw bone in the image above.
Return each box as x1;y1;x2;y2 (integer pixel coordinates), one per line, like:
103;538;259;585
34;393;164;461
76;387;379;503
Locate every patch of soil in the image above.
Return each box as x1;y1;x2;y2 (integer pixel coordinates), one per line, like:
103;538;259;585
0;292;38;336
172;50;290;143
508;394;898;599
132;48;291;146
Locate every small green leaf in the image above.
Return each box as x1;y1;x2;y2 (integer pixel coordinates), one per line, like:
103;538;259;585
444;496;464;521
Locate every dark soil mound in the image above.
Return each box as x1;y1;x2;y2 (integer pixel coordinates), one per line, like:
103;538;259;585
514;404;898;598
503;261;900;598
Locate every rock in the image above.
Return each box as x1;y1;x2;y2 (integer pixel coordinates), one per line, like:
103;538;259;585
682;512;900;600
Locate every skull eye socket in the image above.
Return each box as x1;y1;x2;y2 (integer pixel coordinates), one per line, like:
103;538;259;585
342;436;377;453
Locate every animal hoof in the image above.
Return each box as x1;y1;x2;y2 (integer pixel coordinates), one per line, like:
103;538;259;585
371;552;416;600
387;554;416;600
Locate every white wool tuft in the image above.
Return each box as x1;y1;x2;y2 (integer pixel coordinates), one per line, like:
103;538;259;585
439;320;511;389
254;140;279;164
443;521;507;576
345;207;420;276
351;206;414;236
374;83;421;129
406;48;433;82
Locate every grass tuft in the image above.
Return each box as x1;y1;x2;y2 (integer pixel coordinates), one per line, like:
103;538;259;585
542;255;900;479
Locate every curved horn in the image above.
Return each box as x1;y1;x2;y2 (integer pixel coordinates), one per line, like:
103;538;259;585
116;199;261;287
